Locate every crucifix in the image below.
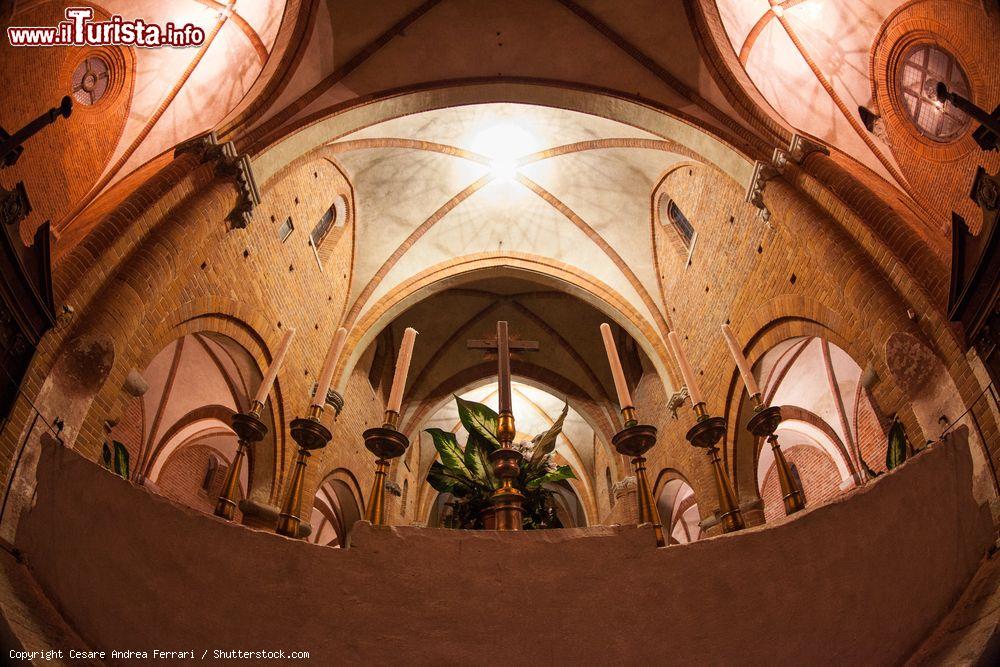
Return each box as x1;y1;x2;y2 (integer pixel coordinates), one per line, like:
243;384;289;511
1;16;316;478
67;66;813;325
467;321;538;421
466;321;538;531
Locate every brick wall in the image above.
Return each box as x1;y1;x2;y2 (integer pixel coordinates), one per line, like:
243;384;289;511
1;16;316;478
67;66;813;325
760;444;844;523
156;443;243;522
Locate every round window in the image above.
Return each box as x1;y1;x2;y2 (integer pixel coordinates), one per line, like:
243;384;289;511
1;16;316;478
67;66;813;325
71;55;111;106
896;44;971;142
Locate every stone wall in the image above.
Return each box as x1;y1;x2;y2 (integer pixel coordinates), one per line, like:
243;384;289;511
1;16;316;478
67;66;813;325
15;428;993;665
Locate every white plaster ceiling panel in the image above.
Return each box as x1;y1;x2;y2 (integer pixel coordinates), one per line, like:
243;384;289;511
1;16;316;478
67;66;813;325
96;1;286;190
364;178;648;321
331;147;489;300
342;103;662;149
153;340;238;443
742;17;897;183
336;104;672;330
140;339;179;445
518;147;685;297
716;0;907;186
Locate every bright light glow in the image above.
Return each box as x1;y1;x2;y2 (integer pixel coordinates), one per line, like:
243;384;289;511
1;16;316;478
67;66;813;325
471;123;538;181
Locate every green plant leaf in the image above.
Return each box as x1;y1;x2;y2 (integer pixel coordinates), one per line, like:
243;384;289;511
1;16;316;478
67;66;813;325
886;418;908;470
463;436;488;482
425;428;468;475
112;441;129;479
455;396;500;450
527;465;575;489
427;461;460;494
465;434;498;490
529;402;568;466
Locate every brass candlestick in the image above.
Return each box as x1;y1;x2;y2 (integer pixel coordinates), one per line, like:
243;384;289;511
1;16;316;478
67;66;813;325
612;407;666;547
685;402;744;533
362;410;410;526
489;410;525;531
214;400;267;520
746;396;804;515
276;404;332;537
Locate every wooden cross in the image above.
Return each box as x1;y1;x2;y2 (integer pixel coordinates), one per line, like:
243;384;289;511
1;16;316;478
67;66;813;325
467;321;538;414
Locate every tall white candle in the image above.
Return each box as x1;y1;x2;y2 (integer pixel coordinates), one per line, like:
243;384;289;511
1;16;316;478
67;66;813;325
600;323;633;409
386;327;418;414
311;327;348;408
721;324;761;397
254;328;296;405
667;331;703;406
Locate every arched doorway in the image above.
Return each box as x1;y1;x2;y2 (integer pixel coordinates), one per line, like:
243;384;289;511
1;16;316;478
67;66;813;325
738;336;887;520
309;471;364;547
107;332;274;517
656;475;702;544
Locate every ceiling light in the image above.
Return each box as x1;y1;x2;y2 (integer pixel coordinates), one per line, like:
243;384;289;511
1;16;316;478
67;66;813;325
471;123;537;182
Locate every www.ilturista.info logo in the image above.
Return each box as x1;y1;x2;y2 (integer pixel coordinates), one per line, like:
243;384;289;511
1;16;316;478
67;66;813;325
7;7;206;48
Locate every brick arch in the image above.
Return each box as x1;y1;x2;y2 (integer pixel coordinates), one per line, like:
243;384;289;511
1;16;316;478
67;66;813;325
764;407;858;489
311;468;366;546
125;304;290;505
722;311;867;500
144;405;234;482
155;442;246;519
651;468;703;544
335;253;678;397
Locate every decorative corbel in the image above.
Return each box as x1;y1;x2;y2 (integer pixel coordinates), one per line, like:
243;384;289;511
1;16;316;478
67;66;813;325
173;130;225;163
745;158;779;223
666;385;690;420
173;131;260;229
217;146;260;230
971;166;999;212
787;133;830;164
0;181;31;228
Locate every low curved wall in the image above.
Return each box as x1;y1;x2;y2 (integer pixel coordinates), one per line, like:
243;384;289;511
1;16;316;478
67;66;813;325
16;429;993;665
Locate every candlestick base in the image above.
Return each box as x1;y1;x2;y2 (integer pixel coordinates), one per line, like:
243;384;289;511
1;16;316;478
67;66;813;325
685;414;744;533
214;410;267;521
747;405;804;516
612;424;665;547
276;416;332;538
488;447;525;531
362;425;410;526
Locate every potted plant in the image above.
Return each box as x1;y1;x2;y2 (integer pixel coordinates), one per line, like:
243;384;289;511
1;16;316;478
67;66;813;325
425;396;575;529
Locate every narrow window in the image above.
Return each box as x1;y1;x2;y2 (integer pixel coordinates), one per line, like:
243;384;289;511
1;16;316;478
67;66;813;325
311;195;349;248
278;216;294;242
201;455;219;493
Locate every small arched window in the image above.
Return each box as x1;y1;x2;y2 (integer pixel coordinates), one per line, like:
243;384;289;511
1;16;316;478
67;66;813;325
401;479;409;515
311;194;349;247
605;467;615;507
201;455;219;493
658;194;695;249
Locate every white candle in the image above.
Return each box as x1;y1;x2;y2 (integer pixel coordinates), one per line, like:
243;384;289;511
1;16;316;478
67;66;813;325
386;327;418;414
721;324;761;397
254;328;295;405
600;323;633;409
311;327;348;408
667;331;703;406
